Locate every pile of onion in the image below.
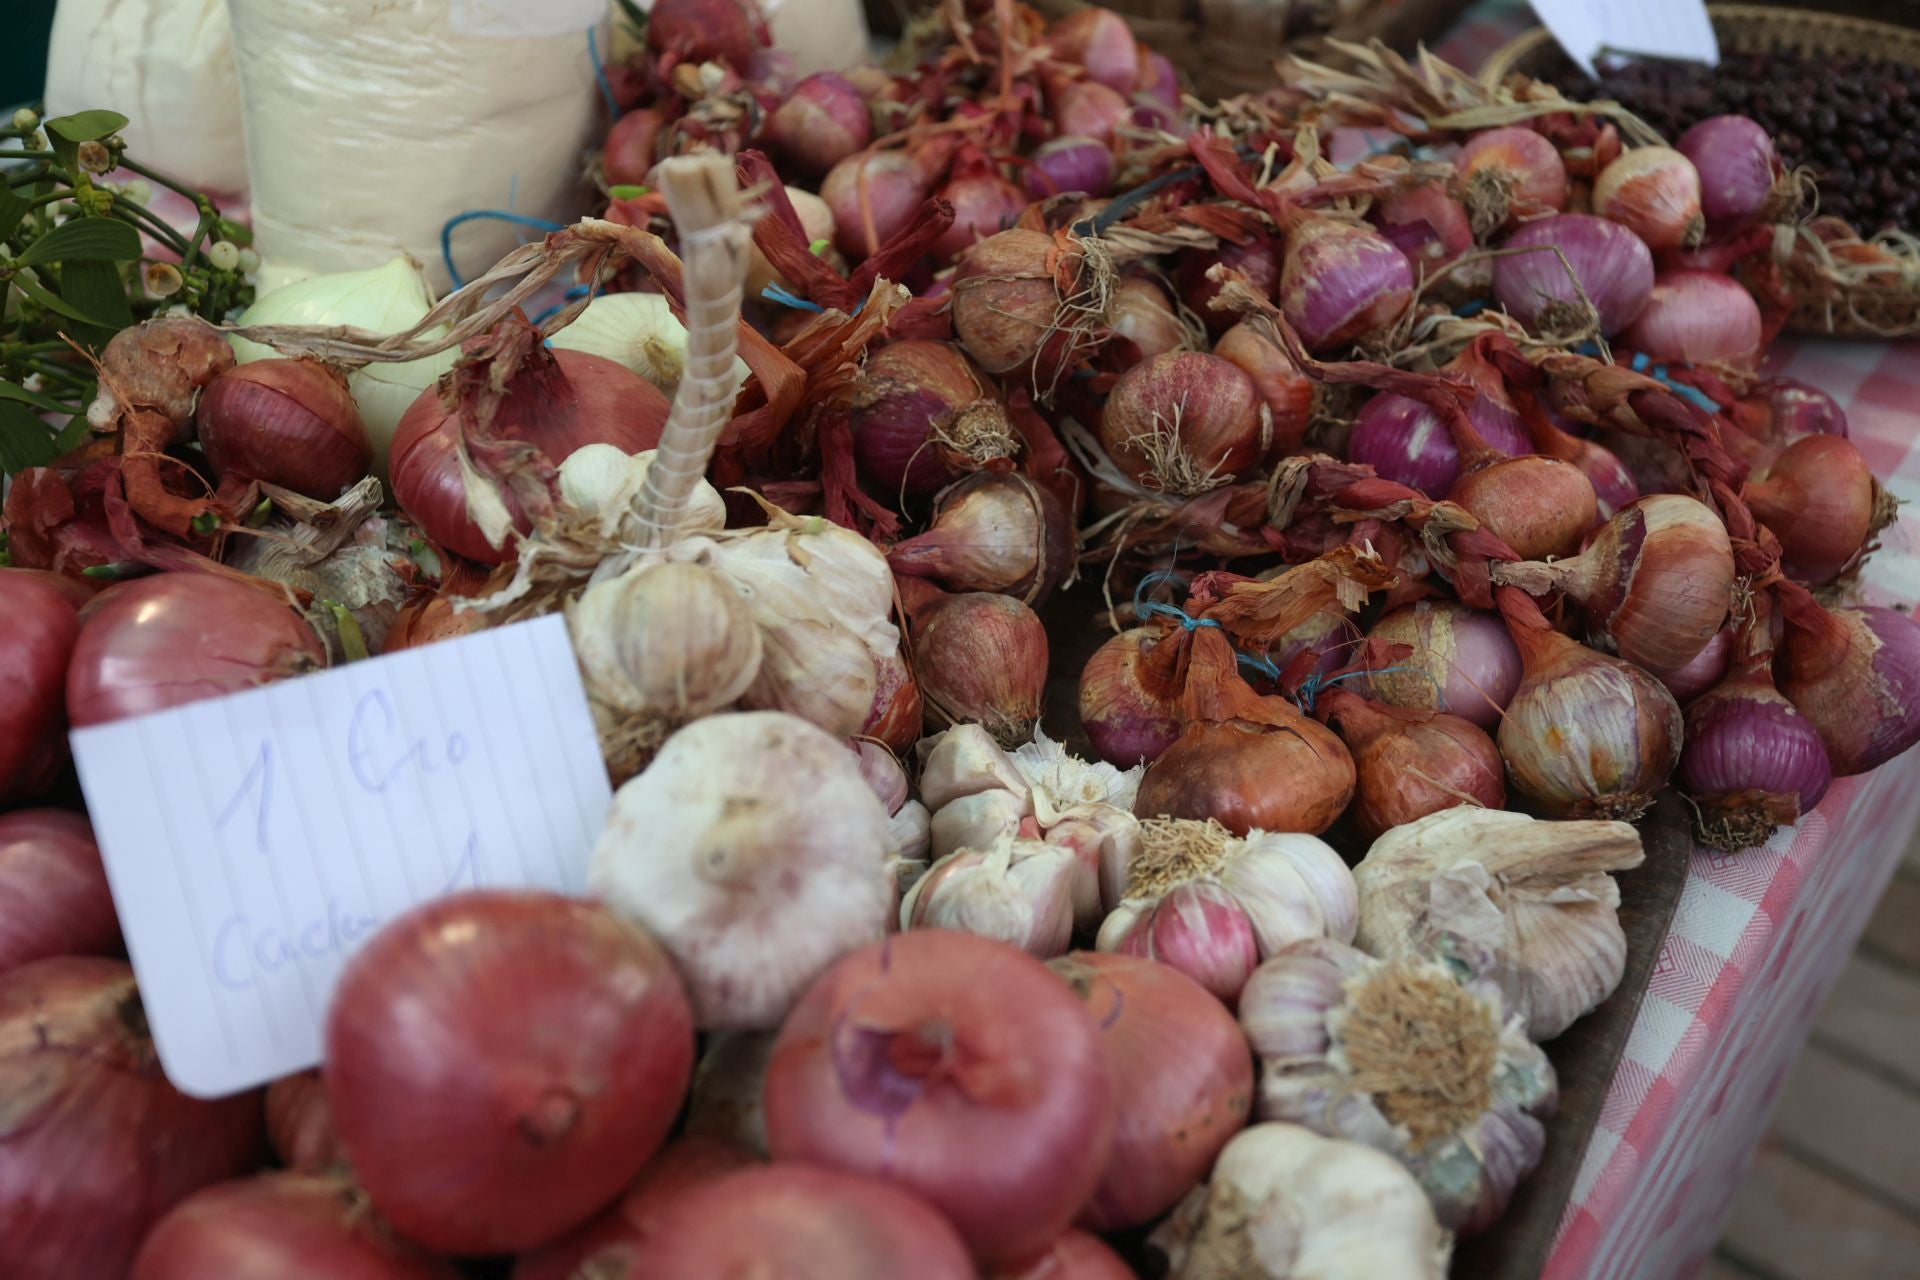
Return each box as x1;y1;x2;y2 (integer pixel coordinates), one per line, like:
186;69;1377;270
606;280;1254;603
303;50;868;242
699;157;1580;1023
0;571;80;801
195;359;373;499
1079;625;1187;766
1365;600;1523;730
1320;689;1506;838
0;810;117;973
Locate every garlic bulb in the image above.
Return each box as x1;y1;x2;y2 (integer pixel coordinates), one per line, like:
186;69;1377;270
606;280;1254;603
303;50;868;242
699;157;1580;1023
919;724;1143;929
548;292;751;400
902;833;1080;957
685;1030;777;1156
558;444;728;543
1152;1123;1451;1280
1239;938;1556;1234
1353;807;1645;1040
230;255;457;476
1095;819;1358;1004
590;711;894;1030
568;560;764;780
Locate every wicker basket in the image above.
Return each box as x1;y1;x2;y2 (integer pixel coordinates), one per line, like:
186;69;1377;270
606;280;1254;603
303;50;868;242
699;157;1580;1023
1487;5;1920;338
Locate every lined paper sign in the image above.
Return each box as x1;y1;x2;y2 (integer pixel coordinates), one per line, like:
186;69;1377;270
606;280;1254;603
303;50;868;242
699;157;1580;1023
1531;0;1718;78
70;615;611;1099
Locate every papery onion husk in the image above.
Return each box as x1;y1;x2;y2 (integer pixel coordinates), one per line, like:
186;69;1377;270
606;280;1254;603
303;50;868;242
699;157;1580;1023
1680;602;1831;851
1099;351;1267;494
1775;580;1920;776
646;1165;974;1280
913;591;1049;746
863;647;925;755
1594;146;1704;251
1742;433;1886;585
1212;322;1315;457
1450;453;1597;560
764;930;1115;1263
1496;587;1682;820
1079;625;1186;766
887;471;1072;605
196;359;372;499
951;228;1112;389
1048;951;1255;1230
1491;494;1734;673
1239;938;1556;1234
1456;126;1569;237
1321;690;1506;839
1279;212;1414;352
0;957;265;1280
1621;270;1763;365
1366;600;1523;730
1494;214;1655;338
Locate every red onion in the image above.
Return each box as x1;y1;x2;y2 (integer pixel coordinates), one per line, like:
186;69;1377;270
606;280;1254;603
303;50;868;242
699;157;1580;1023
1137;710;1355;836
1373;182;1476;278
325;890;695;1254
1139;51;1180;113
1519;408;1640;518
1100;351;1266;493
265;1069;343;1172
863;647;925;755
1346;390;1530;496
1450;453;1598;559
1678;115;1782;232
1026;135;1114;198
764;930;1114;1262
913;591;1049;746
888;472;1072;604
1366;600;1523;730
1047;951;1254;1230
1321;689;1507;838
991;1231;1134;1280
196;359;372;498
513;1137;757;1280
1493;494;1734;672
1496;588;1682;820
1650;623;1733;704
0;810;117;974
0;957;263;1280
1742;434;1883;584
4;565;96;609
1177;238;1279;335
951;228;1105;384
1106;277;1192;363
392;344;668;564
1052;80;1131;145
647;0;766;66
1456;126;1569;236
1680;605;1831;851
647;1164;974;1279
850;340;999;501
768;72;874;178
131;1171;458;1280
1048;9;1139;93
1494;214;1655;338
1594;146;1704;251
603;109;664;187
1079;626;1185;766
66;573;325;728
1621;270;1764;364
1730;377;1848;449
1279;213;1414;352
822;149;941;259
1776;581;1920;776
0;571;78;800
935;168;1030;263
1212;322;1314;457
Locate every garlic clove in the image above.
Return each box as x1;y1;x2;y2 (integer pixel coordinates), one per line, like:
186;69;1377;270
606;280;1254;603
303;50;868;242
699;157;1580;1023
1040;817;1111;932
1008;724;1145;817
886;799;932;868
918;723;1029;808
739;616;879;741
1218;832;1360;954
930;788;1031;860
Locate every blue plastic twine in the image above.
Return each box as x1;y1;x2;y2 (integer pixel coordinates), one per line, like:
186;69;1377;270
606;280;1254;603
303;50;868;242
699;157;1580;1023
1131;571;1283;680
440;211;567;290
587;26;619;119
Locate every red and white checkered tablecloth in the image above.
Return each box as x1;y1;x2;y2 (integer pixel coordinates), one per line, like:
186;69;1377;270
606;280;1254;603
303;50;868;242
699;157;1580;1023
1432;5;1920;1276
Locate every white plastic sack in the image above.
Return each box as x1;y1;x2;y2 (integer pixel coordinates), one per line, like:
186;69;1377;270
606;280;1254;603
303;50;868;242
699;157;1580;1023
225;0;610;290
762;0;871;76
43;0;248;194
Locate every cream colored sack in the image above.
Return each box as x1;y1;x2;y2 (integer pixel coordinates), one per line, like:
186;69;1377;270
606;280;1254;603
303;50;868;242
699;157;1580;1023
43;0;248;193
225;0;609;290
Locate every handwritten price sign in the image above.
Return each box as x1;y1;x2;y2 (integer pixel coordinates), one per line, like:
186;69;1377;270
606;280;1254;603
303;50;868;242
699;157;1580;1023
71;616;611;1098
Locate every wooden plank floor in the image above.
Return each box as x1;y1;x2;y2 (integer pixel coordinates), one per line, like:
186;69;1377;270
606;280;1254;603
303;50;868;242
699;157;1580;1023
1713;836;1920;1280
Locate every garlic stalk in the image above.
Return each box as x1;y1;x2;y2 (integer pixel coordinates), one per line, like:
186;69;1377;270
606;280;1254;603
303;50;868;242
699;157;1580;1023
918;724;1143;928
590;711;894;1030
547;292;751;401
901;833;1080;958
1152;1123;1451;1280
1095;818;1358;1004
1352;807;1645;1040
1239;938;1556;1234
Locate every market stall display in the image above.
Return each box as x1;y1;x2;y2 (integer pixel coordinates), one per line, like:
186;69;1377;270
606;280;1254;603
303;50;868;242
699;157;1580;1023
3;0;1919;1276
